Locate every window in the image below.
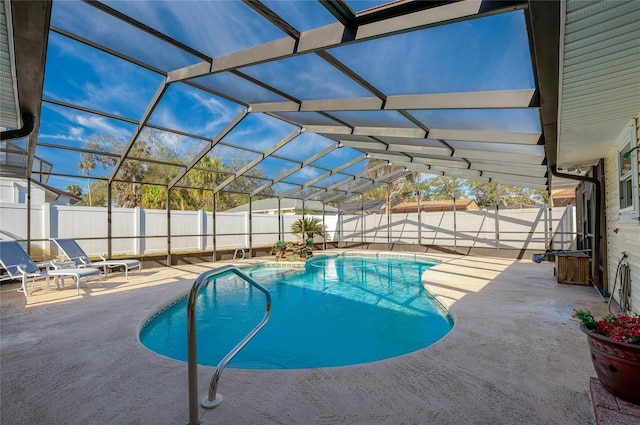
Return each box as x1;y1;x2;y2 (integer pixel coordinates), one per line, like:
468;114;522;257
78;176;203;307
616;119;639;224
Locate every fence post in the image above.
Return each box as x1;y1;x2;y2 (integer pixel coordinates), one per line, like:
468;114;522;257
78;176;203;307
337;203;342;248
42;202;51;258
360;195;364;247
134;207;142;255
198;209;206;251
495;205;500;258
107;183;112;258
166;188;171;266
322;203;326;250
549;203;554;252
568;204;575;250
417;195;421;246
212;193;217;262
26;179;31;254
244;209;251;257
453;197;457;253
544;205;549;251
277;197;282;241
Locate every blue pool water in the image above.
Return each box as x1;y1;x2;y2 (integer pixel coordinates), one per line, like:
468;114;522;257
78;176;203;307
139;255;453;369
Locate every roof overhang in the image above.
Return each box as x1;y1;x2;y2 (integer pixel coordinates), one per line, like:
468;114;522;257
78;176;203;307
1;0;51;179
556;1;640;170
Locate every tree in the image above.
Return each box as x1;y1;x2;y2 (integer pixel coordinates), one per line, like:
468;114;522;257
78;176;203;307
362;159;417;201
66;184;82;197
291;217;325;239
426;176;466;200
467;181;549;208
76;132;269;210
393;175;431;201
78;134;151;207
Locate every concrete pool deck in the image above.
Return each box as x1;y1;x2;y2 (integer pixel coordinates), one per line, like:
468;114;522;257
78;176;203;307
0;251;617;424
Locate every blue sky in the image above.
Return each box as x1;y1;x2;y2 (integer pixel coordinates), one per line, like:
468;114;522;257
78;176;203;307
38;1;539;195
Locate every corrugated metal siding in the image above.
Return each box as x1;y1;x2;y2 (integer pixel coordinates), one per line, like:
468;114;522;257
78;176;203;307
604;116;640;314
558;0;640;166
0;0;20;129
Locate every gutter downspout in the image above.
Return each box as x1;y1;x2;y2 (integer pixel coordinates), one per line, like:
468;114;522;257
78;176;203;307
550;165;602;290
0;113;35;141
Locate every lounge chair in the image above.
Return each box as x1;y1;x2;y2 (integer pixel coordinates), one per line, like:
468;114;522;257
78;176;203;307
50;238;141;280
0;240;102;296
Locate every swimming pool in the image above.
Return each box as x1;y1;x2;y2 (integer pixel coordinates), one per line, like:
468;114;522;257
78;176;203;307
140;254;453;369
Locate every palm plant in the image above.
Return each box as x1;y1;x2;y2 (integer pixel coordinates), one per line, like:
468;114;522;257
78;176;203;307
290;217;325;240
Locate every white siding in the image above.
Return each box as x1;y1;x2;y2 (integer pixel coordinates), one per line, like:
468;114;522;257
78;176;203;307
604;116;640;314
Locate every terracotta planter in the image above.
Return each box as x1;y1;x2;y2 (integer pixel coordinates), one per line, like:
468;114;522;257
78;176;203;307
581;325;640;404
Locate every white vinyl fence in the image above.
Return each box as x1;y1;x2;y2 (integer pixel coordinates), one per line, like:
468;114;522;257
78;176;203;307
340;206;576;252
0;203;575;259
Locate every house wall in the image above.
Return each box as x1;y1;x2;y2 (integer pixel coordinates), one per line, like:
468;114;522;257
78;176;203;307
0;177;45;204
604;115;640;315
0;177;75;205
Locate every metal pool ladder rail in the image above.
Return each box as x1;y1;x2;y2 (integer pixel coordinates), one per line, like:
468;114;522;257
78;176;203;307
187;265;271;425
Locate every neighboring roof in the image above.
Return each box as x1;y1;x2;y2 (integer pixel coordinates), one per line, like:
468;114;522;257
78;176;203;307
551;188;576;199
225;198;338;214
391;199;479;213
32;179;82;204
550;188;576;207
338;199;401;214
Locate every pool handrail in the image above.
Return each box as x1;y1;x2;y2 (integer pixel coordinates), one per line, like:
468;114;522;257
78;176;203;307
187;265;271;425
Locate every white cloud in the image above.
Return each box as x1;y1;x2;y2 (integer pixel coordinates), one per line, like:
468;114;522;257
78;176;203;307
296;167;321;179
74;115;132;140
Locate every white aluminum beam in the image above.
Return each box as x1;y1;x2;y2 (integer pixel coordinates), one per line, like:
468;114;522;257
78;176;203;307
483;172;548;187
250;89;536;113
429;128;541;144
352;126;426;138
367;152;410;163
212;128;302;194
323;192;349;203
301;97;383;112
385;144;452;156
350;168;410;193
488;178;548;190
384;89;536;110
250;142;340;196
278;154;367;199
430;166;481;177
354;1;482;41
469;163;547;178
454;148;544;164
168;1;483;83
168;108;250;189
250;101;300;113
409;156;470;169
339;139;388;150
110;78;169;184
317;161;391;201
304;124;352;135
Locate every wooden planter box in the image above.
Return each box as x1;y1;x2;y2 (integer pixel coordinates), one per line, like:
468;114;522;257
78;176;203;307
555;252;590;285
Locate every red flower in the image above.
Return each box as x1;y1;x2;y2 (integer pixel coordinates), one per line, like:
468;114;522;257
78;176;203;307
573;310;640;344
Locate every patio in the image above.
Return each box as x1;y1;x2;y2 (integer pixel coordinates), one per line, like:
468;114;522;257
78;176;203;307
0;252;613;424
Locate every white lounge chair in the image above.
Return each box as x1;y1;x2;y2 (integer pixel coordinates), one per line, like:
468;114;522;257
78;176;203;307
0;240;102;296
50;238;141;280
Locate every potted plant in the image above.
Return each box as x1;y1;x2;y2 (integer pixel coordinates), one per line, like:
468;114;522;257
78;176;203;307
573;310;640;404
